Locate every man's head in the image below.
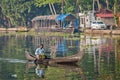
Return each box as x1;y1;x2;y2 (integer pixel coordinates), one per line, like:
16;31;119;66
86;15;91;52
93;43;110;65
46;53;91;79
40;44;44;49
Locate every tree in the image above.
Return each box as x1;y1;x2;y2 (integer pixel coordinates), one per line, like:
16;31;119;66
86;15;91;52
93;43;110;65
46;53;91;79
34;0;62;14
0;0;118;28
114;0;120;27
0;0;34;27
79;0;93;12
34;0;61;7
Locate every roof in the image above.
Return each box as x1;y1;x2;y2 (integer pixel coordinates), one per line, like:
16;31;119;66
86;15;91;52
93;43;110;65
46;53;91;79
96;13;114;18
95;9;114;18
32;14;76;22
55;14;76;22
32;15;58;21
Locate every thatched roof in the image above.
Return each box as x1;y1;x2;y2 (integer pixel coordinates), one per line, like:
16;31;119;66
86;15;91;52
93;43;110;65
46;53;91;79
32;14;77;22
32;15;58;21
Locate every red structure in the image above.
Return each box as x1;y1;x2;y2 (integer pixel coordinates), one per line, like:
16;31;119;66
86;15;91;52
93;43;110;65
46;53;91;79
96;13;113;18
95;9;115;27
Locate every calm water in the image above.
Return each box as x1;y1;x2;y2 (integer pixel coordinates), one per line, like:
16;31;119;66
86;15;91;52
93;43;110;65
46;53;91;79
0;33;120;80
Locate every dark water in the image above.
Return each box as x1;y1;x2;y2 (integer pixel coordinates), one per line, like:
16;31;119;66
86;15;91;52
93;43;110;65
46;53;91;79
0;33;120;80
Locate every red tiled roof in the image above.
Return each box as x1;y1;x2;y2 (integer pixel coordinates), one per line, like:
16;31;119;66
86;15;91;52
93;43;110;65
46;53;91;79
96;13;114;18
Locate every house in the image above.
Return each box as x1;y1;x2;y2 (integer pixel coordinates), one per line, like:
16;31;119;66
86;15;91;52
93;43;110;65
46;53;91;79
79;9;115;29
79;11;95;29
95;9;115;28
32;14;79;33
32;15;58;32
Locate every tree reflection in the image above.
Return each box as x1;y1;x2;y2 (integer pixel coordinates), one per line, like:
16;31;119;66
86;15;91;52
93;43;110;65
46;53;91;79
80;35;120;80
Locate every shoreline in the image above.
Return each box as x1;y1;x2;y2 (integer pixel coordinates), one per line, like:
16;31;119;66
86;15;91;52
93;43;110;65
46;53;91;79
84;29;120;35
0;28;120;35
0;28;34;32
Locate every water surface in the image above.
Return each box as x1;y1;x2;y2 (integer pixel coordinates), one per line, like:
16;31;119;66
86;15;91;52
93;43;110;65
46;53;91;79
0;34;120;80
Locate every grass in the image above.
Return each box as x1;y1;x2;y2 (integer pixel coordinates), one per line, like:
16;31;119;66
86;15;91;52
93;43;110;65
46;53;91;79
0;31;79;37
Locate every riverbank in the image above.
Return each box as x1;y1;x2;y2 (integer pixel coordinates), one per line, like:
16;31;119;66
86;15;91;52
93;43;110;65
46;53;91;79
0;28;34;32
0;28;120;35
84;29;120;35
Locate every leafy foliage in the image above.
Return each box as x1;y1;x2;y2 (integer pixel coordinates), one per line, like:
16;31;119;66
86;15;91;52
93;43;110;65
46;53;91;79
34;0;61;7
0;0;119;28
0;0;34;27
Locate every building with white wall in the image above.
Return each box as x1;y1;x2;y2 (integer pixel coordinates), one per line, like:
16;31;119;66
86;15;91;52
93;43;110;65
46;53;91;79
79;11;95;29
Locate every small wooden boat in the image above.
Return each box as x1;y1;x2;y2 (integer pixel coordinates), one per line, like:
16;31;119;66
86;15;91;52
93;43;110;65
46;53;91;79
25;51;35;61
15;27;30;32
25;50;84;64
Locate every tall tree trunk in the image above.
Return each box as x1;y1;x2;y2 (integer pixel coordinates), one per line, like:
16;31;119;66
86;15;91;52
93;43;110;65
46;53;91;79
95;0;101;11
61;0;64;14
106;0;109;10
52;3;56;15
49;3;57;15
49;3;54;15
114;0;118;27
75;0;80;16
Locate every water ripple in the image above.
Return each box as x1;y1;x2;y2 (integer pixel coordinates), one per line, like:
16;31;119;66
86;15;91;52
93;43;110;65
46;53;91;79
0;58;27;63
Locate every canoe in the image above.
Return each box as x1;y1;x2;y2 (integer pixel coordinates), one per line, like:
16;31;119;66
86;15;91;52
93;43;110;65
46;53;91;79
25;50;84;64
25;51;36;61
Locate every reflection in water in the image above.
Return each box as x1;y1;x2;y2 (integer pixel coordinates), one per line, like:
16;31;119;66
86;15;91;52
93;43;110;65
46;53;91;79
80;35;120;80
50;43;57;58
25;61;85;80
26;61;47;79
35;63;47;78
0;34;120;79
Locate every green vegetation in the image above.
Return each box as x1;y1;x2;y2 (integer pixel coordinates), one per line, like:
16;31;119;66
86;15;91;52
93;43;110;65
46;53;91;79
0;0;120;28
0;31;72;37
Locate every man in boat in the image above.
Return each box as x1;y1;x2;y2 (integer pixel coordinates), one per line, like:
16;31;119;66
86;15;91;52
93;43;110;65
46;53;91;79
35;44;46;60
